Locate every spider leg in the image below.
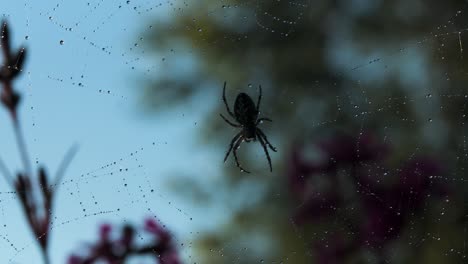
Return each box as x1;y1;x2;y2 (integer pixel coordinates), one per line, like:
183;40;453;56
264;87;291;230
256;85;262;114
220;114;241;127
224;132;242;162
256;117;272;125
257;128;277;152
233;137;250;173
222;82;236;118
257;134;273;172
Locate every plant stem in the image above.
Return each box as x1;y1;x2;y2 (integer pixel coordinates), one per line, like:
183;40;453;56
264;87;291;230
0;156;13;185
41;248;51;264
13;120;32;177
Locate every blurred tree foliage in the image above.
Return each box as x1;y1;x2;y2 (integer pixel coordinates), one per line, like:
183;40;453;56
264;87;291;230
142;0;468;263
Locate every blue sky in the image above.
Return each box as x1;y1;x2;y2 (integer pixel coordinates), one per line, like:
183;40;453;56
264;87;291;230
0;1;227;263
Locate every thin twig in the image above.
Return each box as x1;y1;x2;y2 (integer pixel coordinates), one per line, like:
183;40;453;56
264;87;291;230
1;21;58;264
12;121;32;177
41;249;51;264
0;156;14;187
53;144;79;188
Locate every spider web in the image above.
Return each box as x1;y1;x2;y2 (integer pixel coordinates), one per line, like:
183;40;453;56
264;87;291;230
1;0;468;263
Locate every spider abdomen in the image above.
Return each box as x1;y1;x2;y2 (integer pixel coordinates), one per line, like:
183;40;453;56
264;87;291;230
221;82;276;173
234;93;258;125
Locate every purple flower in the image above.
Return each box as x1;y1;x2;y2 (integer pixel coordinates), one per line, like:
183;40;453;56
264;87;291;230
359;157;446;248
288;132;389;221
317;132;388;166
360;187;405;248
314;235;356;264
397;157;446;201
100;224;112;242
287;132;449;262
292;192;341;224
287;143;319;197
68;255;84;264
145;218;165;236
68;218;181;264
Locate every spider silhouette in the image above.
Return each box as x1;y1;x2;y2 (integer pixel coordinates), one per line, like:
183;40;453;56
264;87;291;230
220;82;277;173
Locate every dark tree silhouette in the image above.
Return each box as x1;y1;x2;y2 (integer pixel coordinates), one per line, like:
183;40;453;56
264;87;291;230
141;0;468;263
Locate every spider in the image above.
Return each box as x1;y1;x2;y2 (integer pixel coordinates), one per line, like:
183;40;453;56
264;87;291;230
220;81;277;173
